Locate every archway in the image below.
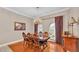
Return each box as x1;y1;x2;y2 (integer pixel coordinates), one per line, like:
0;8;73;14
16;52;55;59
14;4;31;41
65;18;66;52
49;23;56;42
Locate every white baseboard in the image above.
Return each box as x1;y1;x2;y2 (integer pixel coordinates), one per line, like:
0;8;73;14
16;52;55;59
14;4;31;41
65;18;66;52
0;39;23;47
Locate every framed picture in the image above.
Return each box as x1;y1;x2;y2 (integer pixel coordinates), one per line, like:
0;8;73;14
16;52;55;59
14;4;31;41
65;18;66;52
14;22;26;30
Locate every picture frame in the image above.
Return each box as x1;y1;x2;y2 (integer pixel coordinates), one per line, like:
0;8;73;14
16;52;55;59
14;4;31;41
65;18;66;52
14;22;26;30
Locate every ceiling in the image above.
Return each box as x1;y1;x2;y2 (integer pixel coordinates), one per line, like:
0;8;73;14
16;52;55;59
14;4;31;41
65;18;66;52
5;7;68;19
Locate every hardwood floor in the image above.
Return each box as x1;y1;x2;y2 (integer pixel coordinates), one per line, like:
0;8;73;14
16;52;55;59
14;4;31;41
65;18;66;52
8;41;64;52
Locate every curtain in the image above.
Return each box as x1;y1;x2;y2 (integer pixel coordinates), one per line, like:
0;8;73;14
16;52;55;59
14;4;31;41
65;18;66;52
55;16;63;44
34;24;38;33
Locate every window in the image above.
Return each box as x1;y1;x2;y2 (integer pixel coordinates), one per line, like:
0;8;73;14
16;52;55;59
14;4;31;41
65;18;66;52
49;23;56;41
38;24;43;33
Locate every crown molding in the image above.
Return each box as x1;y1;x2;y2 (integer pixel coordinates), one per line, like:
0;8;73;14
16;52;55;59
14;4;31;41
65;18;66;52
40;8;70;20
2;7;33;20
2;7;70;20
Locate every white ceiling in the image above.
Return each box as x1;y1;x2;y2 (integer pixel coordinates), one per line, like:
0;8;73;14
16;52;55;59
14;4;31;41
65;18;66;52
5;7;67;19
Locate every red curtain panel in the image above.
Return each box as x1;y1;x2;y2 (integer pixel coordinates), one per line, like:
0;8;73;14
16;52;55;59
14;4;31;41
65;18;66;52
55;16;63;44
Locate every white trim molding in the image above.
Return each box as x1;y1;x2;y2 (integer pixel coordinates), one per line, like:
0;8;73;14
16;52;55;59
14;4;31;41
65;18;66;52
0;39;23;47
1;7;33;20
2;7;70;20
40;8;70;20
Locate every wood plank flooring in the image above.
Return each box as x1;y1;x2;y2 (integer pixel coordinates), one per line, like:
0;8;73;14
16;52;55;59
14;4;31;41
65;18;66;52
8;41;64;52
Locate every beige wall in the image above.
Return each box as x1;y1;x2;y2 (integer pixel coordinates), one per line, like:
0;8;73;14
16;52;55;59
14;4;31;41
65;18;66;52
41;10;69;33
0;8;33;44
42;18;55;32
69;8;79;37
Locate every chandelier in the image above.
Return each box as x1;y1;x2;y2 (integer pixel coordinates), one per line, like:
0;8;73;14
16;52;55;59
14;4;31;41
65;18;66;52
34;17;42;24
34;7;42;24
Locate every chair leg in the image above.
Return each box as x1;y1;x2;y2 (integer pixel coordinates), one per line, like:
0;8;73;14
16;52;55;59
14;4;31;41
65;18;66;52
23;41;26;48
42;43;48;49
23;41;28;48
28;42;32;48
30;43;33;48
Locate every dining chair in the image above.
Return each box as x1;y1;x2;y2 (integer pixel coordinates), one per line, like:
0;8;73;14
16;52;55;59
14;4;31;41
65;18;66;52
39;32;49;49
22;32;29;48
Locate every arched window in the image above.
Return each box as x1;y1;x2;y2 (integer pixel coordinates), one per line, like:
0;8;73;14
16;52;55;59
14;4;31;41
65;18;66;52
49;23;56;42
38;24;43;33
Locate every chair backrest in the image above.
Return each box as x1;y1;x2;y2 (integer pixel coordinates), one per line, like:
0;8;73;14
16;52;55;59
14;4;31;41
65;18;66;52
22;32;29;41
43;32;49;39
27;33;31;37
43;32;48;37
22;32;27;38
33;33;39;43
39;31;43;37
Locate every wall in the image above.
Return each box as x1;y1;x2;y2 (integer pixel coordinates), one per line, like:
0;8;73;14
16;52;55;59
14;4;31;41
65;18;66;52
0;8;33;44
41;10;69;33
42;18;55;32
69;8;79;37
0;7;79;45
41;8;79;38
